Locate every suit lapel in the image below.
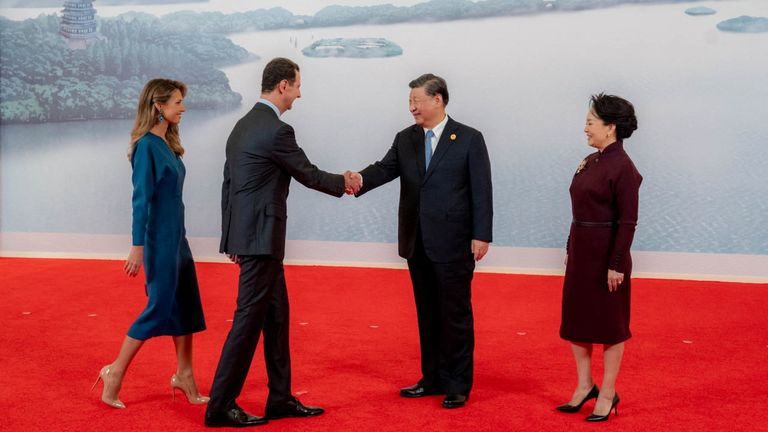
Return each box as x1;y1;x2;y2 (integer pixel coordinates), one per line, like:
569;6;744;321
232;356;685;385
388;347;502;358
411;125;426;179
423;118;458;183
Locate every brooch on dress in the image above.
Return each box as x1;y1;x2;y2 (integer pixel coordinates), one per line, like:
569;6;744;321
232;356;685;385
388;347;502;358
575;157;588;175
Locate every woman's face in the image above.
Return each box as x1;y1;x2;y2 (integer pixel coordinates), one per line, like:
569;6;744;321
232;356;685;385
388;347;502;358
157;89;185;125
584;110;615;150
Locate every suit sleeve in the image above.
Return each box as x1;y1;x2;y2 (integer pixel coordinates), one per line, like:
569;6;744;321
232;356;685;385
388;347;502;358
356;133;402;197
468;131;493;242
271;124;345;197
130;139;157;246
220;158;231;227
609;163;642;273
221;158;231;210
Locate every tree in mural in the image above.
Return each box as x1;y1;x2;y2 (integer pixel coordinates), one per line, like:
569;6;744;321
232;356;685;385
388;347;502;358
0;13;247;123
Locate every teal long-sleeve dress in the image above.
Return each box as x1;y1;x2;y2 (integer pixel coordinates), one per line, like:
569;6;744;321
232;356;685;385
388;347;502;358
127;132;206;340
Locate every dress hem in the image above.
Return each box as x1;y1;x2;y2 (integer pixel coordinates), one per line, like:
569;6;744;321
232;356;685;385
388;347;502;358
559;333;631;345
127;325;206;341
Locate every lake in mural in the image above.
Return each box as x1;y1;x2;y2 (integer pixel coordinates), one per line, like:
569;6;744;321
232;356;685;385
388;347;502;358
1;0;766;255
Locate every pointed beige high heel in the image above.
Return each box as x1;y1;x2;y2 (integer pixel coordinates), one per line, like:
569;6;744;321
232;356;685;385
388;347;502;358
92;365;126;409
171;374;210;404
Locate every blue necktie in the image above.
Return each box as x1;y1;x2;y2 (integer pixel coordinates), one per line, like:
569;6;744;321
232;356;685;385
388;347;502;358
425;129;434;169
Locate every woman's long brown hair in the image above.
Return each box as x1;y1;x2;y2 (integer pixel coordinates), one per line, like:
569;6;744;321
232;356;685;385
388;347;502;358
127;78;187;159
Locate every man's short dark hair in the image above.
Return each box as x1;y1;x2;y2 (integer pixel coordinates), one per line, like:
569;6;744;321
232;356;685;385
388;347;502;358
409;73;449;106
261;57;300;93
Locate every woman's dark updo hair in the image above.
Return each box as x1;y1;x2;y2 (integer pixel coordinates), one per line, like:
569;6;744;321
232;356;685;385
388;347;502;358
590;93;638;139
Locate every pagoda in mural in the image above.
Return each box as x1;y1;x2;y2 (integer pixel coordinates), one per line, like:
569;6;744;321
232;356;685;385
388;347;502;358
59;0;99;50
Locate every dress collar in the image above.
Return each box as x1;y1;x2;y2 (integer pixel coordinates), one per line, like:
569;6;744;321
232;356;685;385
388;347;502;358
599;140;623;155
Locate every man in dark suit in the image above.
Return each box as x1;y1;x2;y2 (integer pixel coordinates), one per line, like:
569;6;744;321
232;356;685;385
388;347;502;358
205;57;361;428
350;73;493;409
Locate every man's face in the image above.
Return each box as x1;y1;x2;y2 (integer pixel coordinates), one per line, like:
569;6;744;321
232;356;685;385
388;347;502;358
409;86;443;127
283;71;302;111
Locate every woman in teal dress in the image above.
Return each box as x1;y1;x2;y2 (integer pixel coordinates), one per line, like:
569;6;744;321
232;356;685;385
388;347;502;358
92;79;207;409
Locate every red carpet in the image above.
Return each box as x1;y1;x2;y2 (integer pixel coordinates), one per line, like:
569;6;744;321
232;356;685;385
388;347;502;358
1;257;766;431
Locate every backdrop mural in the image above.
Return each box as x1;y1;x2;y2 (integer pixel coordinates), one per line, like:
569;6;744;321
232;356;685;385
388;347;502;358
1;0;766;267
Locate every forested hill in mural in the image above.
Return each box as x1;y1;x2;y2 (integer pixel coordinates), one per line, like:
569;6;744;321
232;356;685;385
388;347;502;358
0;14;246;123
1;0;206;6
91;0;717;34
306;0;713;27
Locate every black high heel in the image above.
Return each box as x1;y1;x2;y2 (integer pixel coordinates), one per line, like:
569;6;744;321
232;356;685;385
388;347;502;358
585;393;619;422
555;384;599;413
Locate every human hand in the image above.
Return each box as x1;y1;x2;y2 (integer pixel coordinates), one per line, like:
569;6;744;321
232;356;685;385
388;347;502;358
607;269;624;292
344;170;363;195
471;239;489;261
124;245;144;277
226;253;240;264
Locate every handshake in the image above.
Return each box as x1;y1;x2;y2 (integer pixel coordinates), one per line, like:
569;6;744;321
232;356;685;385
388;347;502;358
343;170;363;195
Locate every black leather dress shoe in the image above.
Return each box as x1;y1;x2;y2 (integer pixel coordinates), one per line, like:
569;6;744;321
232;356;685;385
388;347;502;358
399;384;443;398
265;398;324;419
442;394;468;409
205;406;268;427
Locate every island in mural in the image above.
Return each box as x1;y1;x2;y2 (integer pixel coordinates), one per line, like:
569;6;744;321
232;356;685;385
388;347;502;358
303;38;402;58
717;16;768;33
685;7;717;16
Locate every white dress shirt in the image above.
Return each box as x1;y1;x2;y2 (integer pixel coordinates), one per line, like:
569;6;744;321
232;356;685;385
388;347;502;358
424;114;449;154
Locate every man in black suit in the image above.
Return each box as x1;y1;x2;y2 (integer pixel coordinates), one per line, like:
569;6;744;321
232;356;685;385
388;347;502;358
349;73;493;409
205;57;361;428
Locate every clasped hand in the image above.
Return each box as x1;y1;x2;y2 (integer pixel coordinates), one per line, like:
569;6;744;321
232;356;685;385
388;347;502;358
344;171;363;195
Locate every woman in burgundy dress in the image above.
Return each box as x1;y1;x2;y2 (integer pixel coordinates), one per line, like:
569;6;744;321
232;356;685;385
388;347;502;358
555;94;642;422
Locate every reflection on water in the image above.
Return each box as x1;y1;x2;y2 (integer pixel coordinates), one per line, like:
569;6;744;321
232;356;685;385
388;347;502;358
2;1;767;254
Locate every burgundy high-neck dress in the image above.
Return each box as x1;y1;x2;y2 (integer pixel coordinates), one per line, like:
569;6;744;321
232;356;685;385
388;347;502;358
560;141;642;344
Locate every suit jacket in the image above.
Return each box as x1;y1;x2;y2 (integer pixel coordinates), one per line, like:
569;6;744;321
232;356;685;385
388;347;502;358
220;103;345;260
358;117;493;263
